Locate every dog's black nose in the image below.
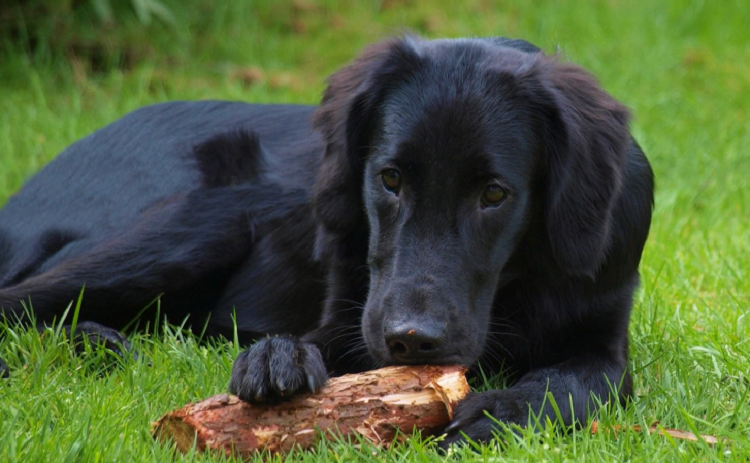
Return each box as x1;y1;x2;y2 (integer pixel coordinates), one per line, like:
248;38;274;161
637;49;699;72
384;323;446;362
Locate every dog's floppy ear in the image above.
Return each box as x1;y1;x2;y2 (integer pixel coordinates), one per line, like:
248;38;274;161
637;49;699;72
312;37;422;254
534;59;631;278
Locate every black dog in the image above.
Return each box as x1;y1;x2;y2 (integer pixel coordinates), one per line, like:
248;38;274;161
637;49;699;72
0;36;653;445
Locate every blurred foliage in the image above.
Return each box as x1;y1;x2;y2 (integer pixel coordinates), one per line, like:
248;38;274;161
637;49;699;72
0;0;175;71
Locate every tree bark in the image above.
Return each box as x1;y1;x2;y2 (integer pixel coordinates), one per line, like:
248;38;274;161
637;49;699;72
152;365;469;457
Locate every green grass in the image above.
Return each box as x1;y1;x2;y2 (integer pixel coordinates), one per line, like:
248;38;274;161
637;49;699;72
1;0;749;461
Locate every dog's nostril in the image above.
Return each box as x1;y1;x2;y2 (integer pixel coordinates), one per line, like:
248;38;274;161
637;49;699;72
389;340;407;355
419;342;436;352
384;325;445;361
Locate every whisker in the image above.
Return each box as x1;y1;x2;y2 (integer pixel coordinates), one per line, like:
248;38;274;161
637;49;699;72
325;326;361;348
482;332;515;361
326;298;365;308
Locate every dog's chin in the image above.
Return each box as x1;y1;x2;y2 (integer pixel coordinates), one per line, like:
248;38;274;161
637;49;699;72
381;354;471;367
366;340;479;368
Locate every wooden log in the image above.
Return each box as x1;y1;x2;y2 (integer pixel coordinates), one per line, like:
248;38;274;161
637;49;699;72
152;365;469;457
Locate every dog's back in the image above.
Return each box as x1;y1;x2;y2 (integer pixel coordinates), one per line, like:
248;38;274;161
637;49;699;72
0;102;325;338
0;102;319;287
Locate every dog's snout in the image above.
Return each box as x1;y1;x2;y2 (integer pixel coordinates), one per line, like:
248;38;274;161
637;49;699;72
384;322;446;362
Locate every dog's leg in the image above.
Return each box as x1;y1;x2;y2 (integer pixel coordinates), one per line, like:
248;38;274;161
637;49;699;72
229;230;372;402
0;185;307;369
441;344;629;446
299;253;373;375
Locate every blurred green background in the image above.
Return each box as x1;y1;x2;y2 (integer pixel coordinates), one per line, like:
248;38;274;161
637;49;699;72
1;1;749;462
2;0;749;205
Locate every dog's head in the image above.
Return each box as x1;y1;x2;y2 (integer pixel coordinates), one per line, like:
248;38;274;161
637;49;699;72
313;36;631;367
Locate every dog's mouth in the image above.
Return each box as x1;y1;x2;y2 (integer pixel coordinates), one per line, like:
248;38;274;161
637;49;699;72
381;353;467;367
364;323;483;368
362;281;493;370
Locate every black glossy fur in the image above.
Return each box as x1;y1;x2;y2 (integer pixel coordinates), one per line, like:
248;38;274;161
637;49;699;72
0;37;653;445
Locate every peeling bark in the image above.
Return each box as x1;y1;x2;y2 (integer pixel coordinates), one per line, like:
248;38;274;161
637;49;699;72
152;365;469;457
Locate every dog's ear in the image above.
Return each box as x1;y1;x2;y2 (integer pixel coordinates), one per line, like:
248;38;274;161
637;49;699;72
534;59;631;278
312;37;422;255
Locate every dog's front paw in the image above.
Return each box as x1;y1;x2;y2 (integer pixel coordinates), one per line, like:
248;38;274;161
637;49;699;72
440;390;528;448
229;335;327;403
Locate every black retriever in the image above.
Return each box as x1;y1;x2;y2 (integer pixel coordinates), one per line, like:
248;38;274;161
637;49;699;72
0;36;653;446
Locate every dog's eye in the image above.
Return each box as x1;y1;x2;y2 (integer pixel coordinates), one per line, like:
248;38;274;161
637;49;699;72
381;169;401;194
481;184;506;208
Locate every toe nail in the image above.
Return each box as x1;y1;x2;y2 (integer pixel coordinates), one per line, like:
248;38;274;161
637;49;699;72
307;374;317;392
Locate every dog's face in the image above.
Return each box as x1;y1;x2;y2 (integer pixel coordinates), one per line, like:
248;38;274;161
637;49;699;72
313;37;631;368
360;76;542;365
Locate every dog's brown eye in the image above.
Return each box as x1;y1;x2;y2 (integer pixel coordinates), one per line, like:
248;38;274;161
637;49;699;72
381;169;401;193
481;184;506;208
